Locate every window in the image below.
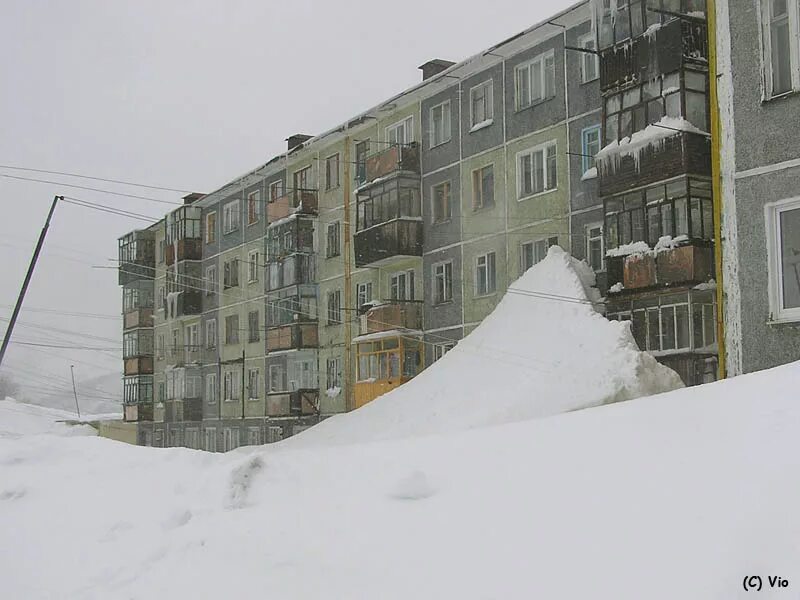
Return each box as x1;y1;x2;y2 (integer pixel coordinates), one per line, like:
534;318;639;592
433;342;455;362
294;166;312;192
247;369;260;400
761;0;800;98
247;191;261;225
470;80;493;128
472;164;494;210
185;324;199;351
515;50;556;110
247;250;259;283
433;261;453;304
579;33;599;83
206;266;218;296
223;428;240;451
156;333;165;359
390;271;415;301
327;290;342;324
355;140;370;184
225;315;239;345
158;285;166;311
521;237;558;273
205;319;217;350
325;153;340;190
248;310;260;343
326;357;342;390
269;179;284;202
766;197;800;321
582;126;601;175
289;359;317;390
356;282;373;309
326;221;341;258
158;239;165;264
386;116;414;145
357;338;422;381
246;427;260;446
517;142;557;198
475;252;497;296
586;224;605;272
223;258;240;289
432;181;452;223
222;200;240;234
356;177;421;230
223;371;240;402
430;101;451;147
269;365;287;393
596;0;693;49
204;427;217;452
205;374;218;404
206;212;217;244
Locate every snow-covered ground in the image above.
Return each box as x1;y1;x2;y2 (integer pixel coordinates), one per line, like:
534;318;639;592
1;250;796;599
0;398;100;437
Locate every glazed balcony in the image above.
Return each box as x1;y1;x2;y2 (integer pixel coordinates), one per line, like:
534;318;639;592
359;300;423;336
163;290;203;319
266;323;319;352
597;130;711;197
354;219;423;268
607;242;714;292
267;189;318;223
123;308;154;330
359;142;420;188
124;356;153;377
165;238;202;266
266;389;319;417
118;231;155;285
599;16;708;92
123;403;153;423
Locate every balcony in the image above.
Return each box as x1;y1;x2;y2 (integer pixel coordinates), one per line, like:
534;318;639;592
598;130;711;197
359;300;423;336
267;190;318;223
599;17;708;92
359;143;420;188
124;308;153;330
607;243;714;291
124;356;153;376
354;219;423;268
165;238;202;266
163;290;203;319
165;344;202;367
124;402;153;423
266;323;319;352
266;389;319;417
118;230;155;285
265;254;316;292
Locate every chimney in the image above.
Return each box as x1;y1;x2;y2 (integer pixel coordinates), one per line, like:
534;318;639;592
182;192;204;204
287;134;313;151
418;59;456;81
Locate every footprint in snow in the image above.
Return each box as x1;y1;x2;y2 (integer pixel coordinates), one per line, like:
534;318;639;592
389;471;436;501
227;455;265;509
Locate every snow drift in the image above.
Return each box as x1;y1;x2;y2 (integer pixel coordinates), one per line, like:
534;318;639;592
0;398;98;438
294;246;683;446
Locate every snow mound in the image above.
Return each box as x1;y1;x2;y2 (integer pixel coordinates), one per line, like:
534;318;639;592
293;247;682;446
0;398;97;438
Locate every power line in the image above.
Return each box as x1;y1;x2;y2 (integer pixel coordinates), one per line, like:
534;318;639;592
0;304;120;321
10;341;121;351
0;164;193;194
61;196;160;223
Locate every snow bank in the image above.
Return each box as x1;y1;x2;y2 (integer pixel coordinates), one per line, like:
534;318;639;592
0;398;97;438
293;247;682;446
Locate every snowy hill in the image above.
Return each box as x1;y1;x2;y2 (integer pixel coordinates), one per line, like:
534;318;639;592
18;371;123;417
0;398;98;437
293;247;682;446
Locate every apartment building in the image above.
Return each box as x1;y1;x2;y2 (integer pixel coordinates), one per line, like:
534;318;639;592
119;0;762;448
716;0;800;375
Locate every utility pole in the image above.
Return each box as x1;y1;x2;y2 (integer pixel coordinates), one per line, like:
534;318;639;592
0;195;62;369
241;347;246;420
70;365;81;420
342;137;354;412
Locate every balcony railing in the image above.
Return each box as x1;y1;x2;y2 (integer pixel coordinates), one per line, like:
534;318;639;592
267;189;318;223
124;356;154;377
123;308;154;330
266;323;319;352
165;238;202;266
359;143;420;188
354;219;423;268
607;242;714;291
118;231;155;285
359;300;423;336
266;389;319;417
124;402;153;423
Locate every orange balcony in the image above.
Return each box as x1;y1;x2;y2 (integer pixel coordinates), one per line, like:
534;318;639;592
266;323;319;352
124;356;153;376
165;238;202;266
267;190;318;223
360;301;423;335
362;143;420;186
609;243;714;291
266;390;319;417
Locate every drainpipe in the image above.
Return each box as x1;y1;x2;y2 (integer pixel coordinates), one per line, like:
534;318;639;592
707;0;727;380
343;136;354;412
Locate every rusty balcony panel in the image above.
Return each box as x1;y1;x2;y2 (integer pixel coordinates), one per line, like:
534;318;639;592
266;323;319;352
266;393;290;417
124;356;154;377
290;390;319;416
165;238;202;266
364;143;420;185
124;308;154;330
183;398;202;422
267;190;319;223
598;132;711;198
363;301;423;335
656;244;714;285
354;219;423;268
623;254;657;290
124;402;153;423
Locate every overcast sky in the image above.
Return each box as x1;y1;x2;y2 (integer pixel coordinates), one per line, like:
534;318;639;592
0;0;577;404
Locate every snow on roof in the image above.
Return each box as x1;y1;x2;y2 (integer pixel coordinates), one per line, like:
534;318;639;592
351;329;424;344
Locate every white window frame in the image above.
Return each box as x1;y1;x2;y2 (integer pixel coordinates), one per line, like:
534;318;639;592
472;163;494;210
205;373;217;404
586;222;605;272
386;116;414;145
247;368;260;400
475;252;497;297
521;237;558;274
516;141;558;200
206;265;218;296
581;125;601;175
429;100;452;147
431;180;452;224
185;323;199;350
326;356;342;390
326;221;341;258
760;0;800;99
579;33;599;83
205;211;217;244
205;318;217;350
204;427;217;452
247;250;259;283
269;364;286;393
325;153;340;190
356;281;373;309
432;260;453;305
390;270;415;301
469;79;494;130
433;342;455;362
327;289;342;324
515;49;556;110
247;190;261;225
222;200;240;235
766;196;800;322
